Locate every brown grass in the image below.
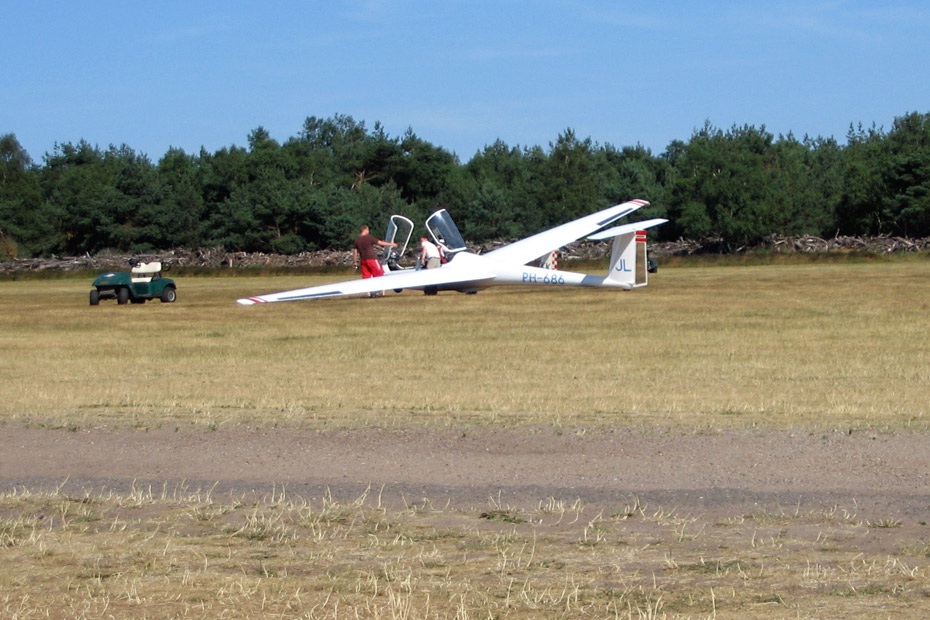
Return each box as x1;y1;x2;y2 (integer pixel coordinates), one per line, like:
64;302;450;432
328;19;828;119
2;485;929;619
1;261;928;430
3;261;930;618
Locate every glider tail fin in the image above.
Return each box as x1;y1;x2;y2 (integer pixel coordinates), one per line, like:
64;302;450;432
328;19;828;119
606;230;650;288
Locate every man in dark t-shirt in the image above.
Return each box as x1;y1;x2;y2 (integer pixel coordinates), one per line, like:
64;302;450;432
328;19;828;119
352;225;396;280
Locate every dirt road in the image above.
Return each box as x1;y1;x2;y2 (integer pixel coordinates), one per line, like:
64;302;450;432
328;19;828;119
3;426;928;521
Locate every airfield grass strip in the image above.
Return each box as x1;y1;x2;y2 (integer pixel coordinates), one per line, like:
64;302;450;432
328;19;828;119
1;261;928;431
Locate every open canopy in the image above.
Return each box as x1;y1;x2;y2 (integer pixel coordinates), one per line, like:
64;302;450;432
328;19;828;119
426;209;467;254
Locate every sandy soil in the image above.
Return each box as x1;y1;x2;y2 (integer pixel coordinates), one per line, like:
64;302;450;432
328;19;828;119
2;426;928;522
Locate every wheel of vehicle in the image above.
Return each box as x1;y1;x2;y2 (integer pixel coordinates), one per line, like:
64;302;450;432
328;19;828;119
89;289;100;306
117;287;129;305
160;286;176;303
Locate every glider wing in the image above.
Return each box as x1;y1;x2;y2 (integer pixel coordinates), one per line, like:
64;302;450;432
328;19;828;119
483;199;648;265
236;259;496;304
587;218;668;240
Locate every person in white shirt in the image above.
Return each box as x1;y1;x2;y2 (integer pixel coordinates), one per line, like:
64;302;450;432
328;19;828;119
419;237;441;269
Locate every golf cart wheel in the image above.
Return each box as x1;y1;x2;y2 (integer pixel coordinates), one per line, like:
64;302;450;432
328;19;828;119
160;286;176;303
89;289;100;306
117;287;129;305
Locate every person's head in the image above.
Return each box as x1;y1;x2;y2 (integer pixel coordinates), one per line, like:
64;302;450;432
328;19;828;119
420;237;428;243
360;225;370;234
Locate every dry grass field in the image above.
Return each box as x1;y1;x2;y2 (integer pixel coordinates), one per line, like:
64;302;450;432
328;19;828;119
3;482;929;619
2;258;930;618
1;259;928;430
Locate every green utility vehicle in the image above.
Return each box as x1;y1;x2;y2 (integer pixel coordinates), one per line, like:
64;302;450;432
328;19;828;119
90;260;177;305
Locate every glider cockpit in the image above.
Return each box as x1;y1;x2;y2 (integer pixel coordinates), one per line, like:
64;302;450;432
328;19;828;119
383;209;468;271
383;215;414;271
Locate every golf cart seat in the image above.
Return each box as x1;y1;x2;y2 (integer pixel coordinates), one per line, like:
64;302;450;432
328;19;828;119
131;261;161;283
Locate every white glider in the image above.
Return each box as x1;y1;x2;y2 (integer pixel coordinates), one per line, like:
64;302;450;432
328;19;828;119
237;199;666;304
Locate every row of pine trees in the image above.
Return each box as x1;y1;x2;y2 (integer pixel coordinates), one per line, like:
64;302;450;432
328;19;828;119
2;112;929;258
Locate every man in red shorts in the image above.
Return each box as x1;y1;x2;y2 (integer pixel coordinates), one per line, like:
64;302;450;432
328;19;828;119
352;225;397;296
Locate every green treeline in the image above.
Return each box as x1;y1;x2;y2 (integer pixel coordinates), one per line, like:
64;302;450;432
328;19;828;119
2;111;930;258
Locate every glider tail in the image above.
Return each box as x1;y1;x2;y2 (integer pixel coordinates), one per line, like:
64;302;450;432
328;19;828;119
607;229;650;288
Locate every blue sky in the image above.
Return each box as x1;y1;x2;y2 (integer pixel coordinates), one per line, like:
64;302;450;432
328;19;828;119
3;1;928;163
